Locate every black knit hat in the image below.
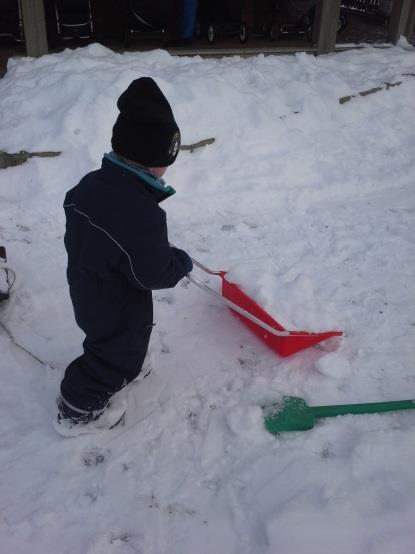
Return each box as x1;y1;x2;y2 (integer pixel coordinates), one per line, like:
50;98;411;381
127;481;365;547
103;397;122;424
111;78;181;167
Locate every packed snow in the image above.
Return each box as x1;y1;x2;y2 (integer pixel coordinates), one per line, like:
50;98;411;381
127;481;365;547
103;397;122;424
0;42;415;553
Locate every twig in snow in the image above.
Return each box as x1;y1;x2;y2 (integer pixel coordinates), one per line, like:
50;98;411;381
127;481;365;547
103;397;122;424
0;321;56;369
339;73;415;105
180;138;215;153
0;150;61;169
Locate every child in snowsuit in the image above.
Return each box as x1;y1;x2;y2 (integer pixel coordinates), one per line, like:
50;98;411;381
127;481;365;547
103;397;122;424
56;78;192;435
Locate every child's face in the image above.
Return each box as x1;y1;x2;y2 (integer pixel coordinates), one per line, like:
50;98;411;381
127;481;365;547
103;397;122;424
149;167;167;178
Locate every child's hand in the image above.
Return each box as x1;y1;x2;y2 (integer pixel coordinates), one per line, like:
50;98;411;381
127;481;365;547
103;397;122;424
172;248;193;273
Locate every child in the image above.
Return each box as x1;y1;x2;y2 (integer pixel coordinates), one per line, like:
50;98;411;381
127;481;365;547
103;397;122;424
55;77;192;436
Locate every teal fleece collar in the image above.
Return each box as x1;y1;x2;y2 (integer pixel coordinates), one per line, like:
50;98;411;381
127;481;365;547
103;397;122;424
104;152;176;201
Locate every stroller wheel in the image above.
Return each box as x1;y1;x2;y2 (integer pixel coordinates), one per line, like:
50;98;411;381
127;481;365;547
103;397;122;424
123;29;131;48
262;22;271;38
337;13;347;34
270;23;280;41
194;20;201;39
239;22;247;43
207;24;215;44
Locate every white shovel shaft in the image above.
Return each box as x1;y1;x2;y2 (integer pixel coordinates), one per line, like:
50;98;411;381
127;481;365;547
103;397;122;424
189;257;223;276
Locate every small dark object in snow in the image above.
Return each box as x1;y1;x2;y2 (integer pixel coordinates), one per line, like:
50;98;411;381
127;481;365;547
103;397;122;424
110;534;131;544
180;138;215;153
83;448;107;466
338;75;415;105
0;150;61;169
155;295;174;304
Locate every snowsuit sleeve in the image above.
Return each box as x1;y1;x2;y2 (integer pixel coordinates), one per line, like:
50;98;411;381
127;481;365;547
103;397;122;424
118;204;189;290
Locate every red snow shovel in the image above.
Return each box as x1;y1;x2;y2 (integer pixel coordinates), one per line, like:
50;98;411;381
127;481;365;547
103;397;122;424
185;255;343;357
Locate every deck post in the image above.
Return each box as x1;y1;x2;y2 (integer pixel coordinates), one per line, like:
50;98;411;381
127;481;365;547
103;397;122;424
388;0;415;44
20;0;49;58
313;0;342;55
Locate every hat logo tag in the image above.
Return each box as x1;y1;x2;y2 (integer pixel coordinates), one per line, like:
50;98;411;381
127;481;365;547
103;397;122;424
169;132;180;159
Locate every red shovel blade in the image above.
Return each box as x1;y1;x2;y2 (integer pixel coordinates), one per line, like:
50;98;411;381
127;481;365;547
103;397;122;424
221;275;342;357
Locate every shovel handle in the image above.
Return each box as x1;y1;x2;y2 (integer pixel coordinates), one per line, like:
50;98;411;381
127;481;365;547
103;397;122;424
169;243;224;276
313;399;415;419
189;257;224;277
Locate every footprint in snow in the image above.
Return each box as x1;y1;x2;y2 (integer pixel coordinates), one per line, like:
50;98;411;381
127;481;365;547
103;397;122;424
82;446;108;467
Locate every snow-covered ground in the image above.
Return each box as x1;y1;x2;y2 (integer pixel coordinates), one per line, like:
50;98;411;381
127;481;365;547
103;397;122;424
1;41;415;553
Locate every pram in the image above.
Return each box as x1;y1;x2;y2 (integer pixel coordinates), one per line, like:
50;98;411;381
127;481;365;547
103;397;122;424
123;0;169;47
53;0;94;42
341;0;385;16
267;1;347;41
198;0;248;44
270;0;316;40
0;247;15;305
0;0;24;43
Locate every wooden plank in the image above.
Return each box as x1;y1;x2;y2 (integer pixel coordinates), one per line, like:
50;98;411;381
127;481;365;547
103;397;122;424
388;0;415;43
169;44;318;57
313;0;342;55
20;0;49;57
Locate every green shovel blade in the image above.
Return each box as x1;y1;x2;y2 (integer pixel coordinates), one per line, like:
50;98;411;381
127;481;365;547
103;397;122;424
263;397;316;433
263;396;415;434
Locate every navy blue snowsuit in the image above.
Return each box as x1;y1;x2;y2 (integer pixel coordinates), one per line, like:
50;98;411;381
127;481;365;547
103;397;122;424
61;155;191;412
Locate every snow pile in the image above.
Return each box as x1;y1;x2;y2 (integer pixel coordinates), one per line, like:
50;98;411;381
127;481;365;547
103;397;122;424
1;43;415;553
225;262;339;330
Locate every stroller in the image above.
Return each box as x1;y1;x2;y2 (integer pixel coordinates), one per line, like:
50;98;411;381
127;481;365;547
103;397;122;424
53;0;94;42
123;0;169;47
0;0;24;43
341;0;382;16
268;1;347;41
270;0;316;40
198;0;248;44
0;247;15;304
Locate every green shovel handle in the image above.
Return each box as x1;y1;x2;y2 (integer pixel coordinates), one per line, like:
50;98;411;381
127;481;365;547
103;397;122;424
313;399;415;419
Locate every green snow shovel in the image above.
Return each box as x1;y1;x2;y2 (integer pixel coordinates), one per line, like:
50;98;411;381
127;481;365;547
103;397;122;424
263;396;415;434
